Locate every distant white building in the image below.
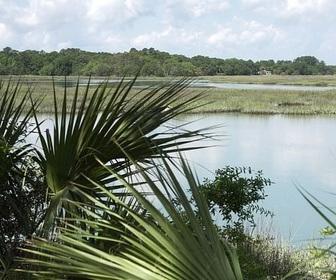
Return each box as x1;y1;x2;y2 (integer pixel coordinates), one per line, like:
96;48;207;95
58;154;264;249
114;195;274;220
258;70;272;75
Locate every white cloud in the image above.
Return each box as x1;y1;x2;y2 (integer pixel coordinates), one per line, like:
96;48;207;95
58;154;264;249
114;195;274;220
0;23;12;44
182;0;230;17
274;0;335;20
164;0;230;26
86;0;155;25
133;25;203;51
240;0;267;8
239;0;335;23
240;0;263;6
286;0;327;13
207;19;284;47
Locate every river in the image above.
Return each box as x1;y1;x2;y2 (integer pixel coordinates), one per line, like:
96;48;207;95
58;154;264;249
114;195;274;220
30;112;336;246
171;113;336;245
58;78;336;91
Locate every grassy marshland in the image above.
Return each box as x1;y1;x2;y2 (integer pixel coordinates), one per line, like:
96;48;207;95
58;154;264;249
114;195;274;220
7;75;336;114
187;88;336;114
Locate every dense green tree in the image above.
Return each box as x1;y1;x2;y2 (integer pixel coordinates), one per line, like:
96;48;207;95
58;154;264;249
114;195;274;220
273;60;292;75
53;56;73;76
0;46;334;76
39;63;55;75
294;56;319;66
0;47;18;75
141;60;164;76
163;58;180;76
221;58;253;75
14;50;42;75
255;59;275;72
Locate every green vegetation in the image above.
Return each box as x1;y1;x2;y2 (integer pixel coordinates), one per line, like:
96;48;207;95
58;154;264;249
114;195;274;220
197;166;273;243
19;156;243;280
0;46;335;76
1;77;336;279
298;188;336;279
191;88;336;115
1;77;243;279
0;80;45;279
2;75;336;115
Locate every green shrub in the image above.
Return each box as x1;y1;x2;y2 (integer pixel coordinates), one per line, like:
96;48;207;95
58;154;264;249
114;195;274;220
199;166;273;243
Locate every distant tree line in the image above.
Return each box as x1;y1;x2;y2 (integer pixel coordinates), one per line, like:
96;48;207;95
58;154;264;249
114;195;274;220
0;46;335;76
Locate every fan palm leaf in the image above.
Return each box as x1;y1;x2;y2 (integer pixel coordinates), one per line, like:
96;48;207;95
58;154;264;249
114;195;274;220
0;78;43;277
19;154;242;279
33;77;219;231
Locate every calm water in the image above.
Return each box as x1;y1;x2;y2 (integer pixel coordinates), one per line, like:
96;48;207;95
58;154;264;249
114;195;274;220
30;112;336;245
55;78;336;91
204;82;336;91
170;113;336;245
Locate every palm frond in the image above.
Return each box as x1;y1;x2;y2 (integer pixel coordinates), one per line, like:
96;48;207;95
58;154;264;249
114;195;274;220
33;76;220;231
19;154;242;279
297;187;336;231
0;78;43;278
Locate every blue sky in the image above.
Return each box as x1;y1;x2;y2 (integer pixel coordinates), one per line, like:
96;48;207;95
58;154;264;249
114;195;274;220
1;0;336;64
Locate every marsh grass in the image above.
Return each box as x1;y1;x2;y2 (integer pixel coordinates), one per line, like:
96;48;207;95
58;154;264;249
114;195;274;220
24;85;336;115
184;88;336;115
239;235;300;279
5;75;336;114
239;232;336;279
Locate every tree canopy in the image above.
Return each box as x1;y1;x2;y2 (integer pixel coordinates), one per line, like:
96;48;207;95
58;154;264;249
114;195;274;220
0;47;335;76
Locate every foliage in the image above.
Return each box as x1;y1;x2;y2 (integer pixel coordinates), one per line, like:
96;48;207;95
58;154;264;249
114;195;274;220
198;166;273;243
32;76;217;236
298;188;336;279
1;75;237;278
234;225;329;280
0;79;45;278
0;76;218;278
4;74;334;279
0;46;335;76
18;155;243;280
237;235;300;279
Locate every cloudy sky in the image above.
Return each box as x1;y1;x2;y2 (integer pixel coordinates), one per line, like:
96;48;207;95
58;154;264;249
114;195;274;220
1;0;335;64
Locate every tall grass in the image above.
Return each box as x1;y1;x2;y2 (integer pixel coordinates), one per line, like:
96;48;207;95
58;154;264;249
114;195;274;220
19;85;336;115
5;76;336;115
237;222;336;279
185;88;336;115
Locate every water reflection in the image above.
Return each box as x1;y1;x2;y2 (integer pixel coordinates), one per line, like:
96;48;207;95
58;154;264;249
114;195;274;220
171;113;336;244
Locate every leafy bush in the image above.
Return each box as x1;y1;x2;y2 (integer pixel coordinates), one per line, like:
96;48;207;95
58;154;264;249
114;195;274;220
198;166;273;243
